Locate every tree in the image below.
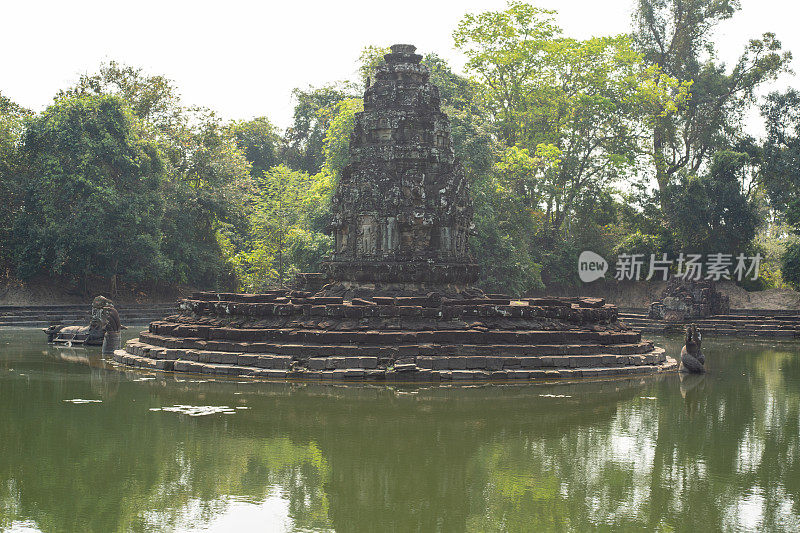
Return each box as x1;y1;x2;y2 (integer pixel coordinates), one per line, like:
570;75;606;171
455;2;683;241
158;106;252;288
453;1;684;289
60;60;181;129
224;165;332;291
663;150;759;255
284;84;356;174
357;45;390;87
760;90;800;216
227;116;282;178
63;61;253;289
750;90;800;288
0;92;30;274
633;0;791;196
781;241;800;290
423;53;496;178
13;94;165;293
320;98;363;181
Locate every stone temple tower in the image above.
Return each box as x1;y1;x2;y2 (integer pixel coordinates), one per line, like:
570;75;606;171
324;44;478;292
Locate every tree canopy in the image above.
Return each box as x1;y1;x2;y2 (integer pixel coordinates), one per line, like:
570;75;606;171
0;0;798;295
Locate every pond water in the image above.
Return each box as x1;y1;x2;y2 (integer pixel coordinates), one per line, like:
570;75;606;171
1;327;799;532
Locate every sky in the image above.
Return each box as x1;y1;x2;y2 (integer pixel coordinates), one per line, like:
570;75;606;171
2;0;799;134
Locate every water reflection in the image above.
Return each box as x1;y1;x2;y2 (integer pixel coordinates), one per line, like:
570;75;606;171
1;328;799;531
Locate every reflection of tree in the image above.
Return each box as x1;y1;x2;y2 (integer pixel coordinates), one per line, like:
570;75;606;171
0;329;333;532
460;338;800;531
2;328;800;531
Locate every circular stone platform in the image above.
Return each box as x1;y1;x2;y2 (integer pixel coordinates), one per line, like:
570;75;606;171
113;291;676;381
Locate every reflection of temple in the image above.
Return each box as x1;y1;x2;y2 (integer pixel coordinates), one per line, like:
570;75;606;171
8;357;792;532
325;44;477;290
0;368;673;531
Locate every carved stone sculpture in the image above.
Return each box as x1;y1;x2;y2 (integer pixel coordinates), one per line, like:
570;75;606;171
325;44;477;293
680;324;706;373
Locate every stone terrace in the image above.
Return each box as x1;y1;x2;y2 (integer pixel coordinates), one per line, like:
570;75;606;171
114;291;675;381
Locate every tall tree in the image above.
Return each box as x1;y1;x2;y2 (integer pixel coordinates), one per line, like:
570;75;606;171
633;0;791;195
223;165;331;291
227;116;282;178
454;1;683;239
13;95;164;293
0;93;30;274
760;89;800;216
759;89;800;288
284;84;356;174
662;150;759;255
63;62;253;289
320;98;363;182
60;61;181;129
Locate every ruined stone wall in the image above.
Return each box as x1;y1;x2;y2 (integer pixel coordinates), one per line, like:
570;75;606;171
648;279;730;320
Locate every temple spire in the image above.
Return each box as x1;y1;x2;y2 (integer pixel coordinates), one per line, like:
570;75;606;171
324;44;477;292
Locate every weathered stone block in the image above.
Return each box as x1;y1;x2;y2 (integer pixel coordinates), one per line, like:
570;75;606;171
359;356;378;369
308;358;327;370
238;354;258;366
466;356;486;369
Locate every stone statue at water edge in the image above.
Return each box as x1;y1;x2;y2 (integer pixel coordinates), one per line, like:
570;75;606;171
679;324;705;373
43;295;123;351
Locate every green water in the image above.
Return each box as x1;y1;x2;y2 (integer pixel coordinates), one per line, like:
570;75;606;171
1;328;799;532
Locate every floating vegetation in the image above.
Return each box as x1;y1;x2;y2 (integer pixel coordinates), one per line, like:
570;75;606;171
640;396;657;400
538;394;572;398
149;405;237;416
63;399;102;404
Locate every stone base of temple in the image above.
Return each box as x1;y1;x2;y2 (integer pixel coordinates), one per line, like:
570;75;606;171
316;280;482;299
112;291;677;381
324;260;480;285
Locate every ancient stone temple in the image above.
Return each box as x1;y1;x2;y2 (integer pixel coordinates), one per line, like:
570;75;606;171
324;44;477;296
114;44;676;380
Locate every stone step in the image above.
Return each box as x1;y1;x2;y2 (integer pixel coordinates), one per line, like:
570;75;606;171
620;314;800;325
0;307;174;316
177;298;619;323
123;340;664;370
134;332;654;357
623;319;800;330
113;348;675;380
0;315;170;323
143;325;641;346
624;324;800;334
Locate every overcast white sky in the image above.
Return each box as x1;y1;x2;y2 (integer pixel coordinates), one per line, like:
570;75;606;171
1;0;798;134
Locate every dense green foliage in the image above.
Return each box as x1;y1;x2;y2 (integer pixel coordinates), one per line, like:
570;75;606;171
633;0;790;197
13;95;164;290
221;164;332;291
0;92;30;273
662;151;759;255
1;0;799;295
